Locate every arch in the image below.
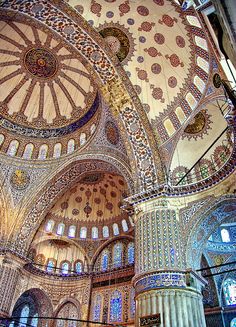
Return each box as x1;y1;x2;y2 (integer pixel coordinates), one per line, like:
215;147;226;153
14;159;134;254
2;1;162;194
186;196;236;269
11;288;53;323
54;298;81;327
91;235;134;268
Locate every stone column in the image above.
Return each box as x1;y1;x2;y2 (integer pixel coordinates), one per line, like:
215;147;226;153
133;197;207;327
0;253;24;317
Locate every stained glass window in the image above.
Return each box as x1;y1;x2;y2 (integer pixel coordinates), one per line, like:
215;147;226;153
113;243;122;268
223;278;236;305
7;140;19;157
75;261;82;273
90;124;96;134
93;294;102;321
103;226;109;238
221;228;230;242
231;318;236;327
61;262;69;275
92;227;98;239
101;250;109;271
53;143;62;158
38;144;48;160
130;288;135;318
31;313;38;327
80;133;86;146
68;225;76;238
47;259;55;273
19;305;29;327
109;290;122;322
80;227;87;239
23;143;34;159
67;139;75;154
122;219;128;232
127;243;135;264
57;223;65;236
113;223;119;236
45;220;54;233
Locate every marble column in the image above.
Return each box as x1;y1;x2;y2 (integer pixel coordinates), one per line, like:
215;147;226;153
133;197;207;327
0;253;24;317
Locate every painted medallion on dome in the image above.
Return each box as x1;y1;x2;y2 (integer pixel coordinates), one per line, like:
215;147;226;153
10;169;30;190
24;48;58;78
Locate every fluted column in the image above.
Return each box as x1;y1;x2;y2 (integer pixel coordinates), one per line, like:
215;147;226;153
0;253;24;317
133;197;207;327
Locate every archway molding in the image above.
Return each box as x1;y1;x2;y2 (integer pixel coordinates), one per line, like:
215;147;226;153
11;158;133;255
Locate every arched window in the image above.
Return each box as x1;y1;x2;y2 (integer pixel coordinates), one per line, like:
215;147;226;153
45;220;54;233
57;223;65;236
101;250;109;271
80;133;86;146
61;262;69;275
47;259;56;273
113;223;119;236
221;228;230;242
223;278;236;305
109;290;122;322
80;227;87;239
19;305;30;327
7;140;19;156
92;227;98;239
23;143;34;159
75;261;82;274
113;243;122;268
38;144;48;160
53;143;62;158
68;225;76;238
127;243;135;264
103;226;109;238
67;139;75;154
231;318;236;327
93;294;102;321
31;313;38;327
122;219;128;232
90;124;96;135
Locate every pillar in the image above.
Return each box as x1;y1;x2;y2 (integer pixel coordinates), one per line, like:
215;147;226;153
133;197;207;327
0;253;24;317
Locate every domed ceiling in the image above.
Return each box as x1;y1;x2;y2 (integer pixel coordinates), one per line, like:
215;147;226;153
46;172;129;226
69;0;211;142
0;15;100;159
